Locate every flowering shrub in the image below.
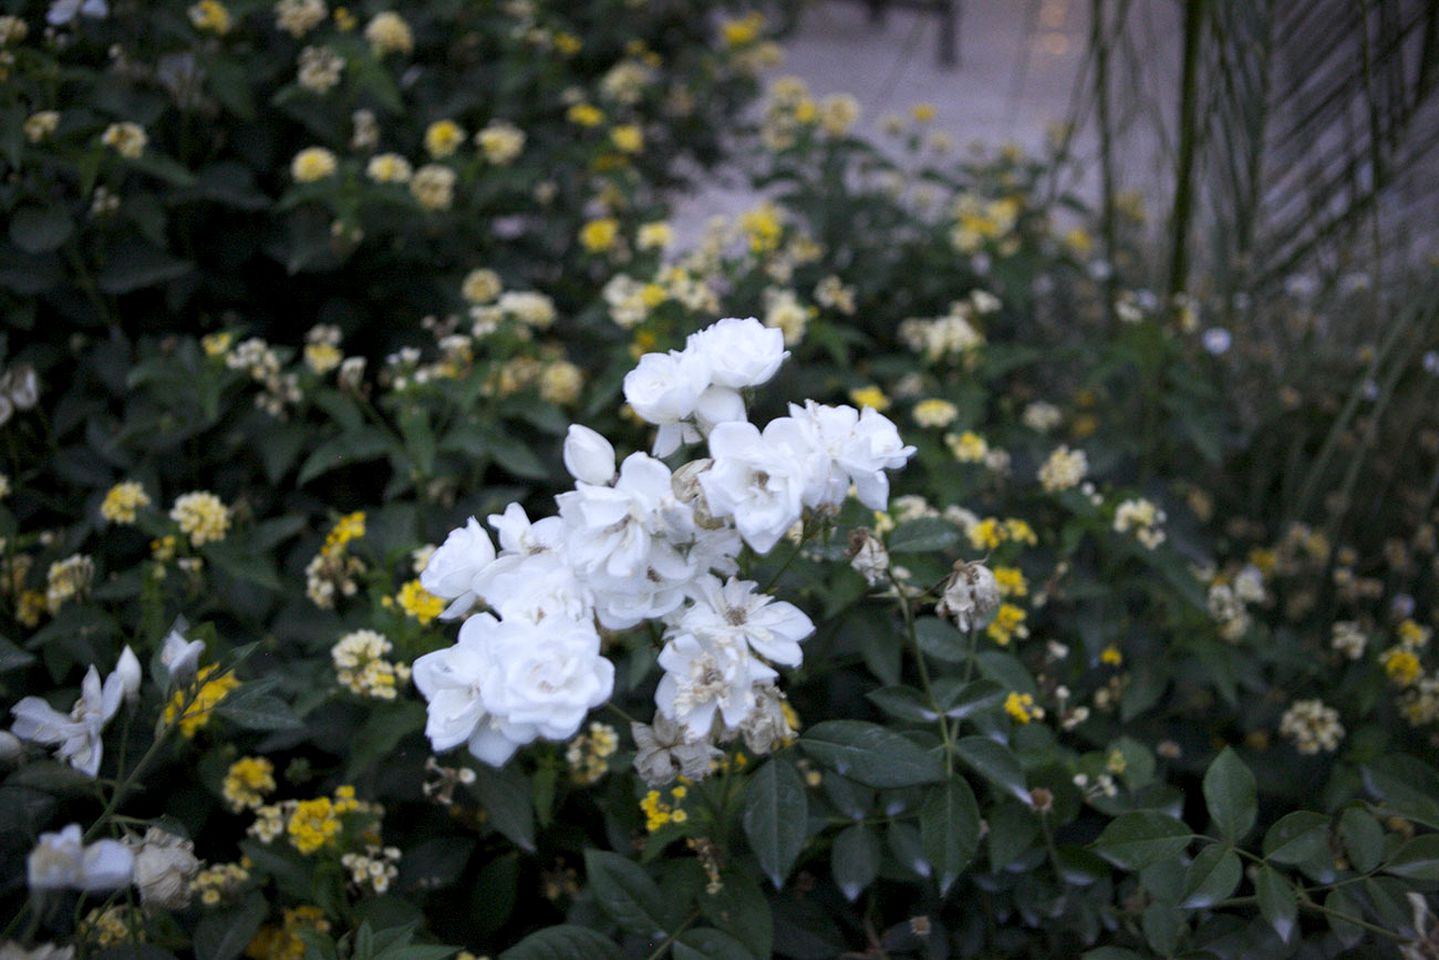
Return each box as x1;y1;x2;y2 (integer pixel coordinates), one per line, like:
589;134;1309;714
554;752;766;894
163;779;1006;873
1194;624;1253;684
4;8;1439;960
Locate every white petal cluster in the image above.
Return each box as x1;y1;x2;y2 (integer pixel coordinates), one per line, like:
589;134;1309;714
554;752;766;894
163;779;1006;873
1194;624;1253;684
27;824;132;893
414;316;915;773
9;651;135;778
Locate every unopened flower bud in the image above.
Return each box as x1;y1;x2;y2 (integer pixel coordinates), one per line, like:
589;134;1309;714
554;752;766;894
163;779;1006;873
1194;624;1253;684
116;646;142;703
936;560;1000;631
847;528;890;586
563;424;616;486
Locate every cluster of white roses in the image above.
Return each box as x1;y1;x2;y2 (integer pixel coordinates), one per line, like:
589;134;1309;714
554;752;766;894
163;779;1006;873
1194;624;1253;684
414;317;915;779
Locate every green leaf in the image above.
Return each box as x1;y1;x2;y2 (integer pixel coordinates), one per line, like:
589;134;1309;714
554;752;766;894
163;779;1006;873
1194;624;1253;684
1383;833;1439;880
742;758;808;888
499;926;621;960
698;870;771;960
1339;806;1384;873
299;430;395;485
934;678;1005;719
953;736;1028;802
913;617;967;662
205;541;282;591
398;406;436;477
1082;950;1146;960
1141;902;1183;955
1256;864;1297;943
9;205;73;254
96;244;193;294
469;763;536;852
672;930;753;960
583;850;674;939
887;517;959;552
831;823;880;901
1179;843;1241;908
214;690;302;731
1362;756;1439;830
194;892;267;960
1202;747;1256;840
865;685;938;722
1093;812;1192;871
800;721;944;788
920;777;981;896
1261;811;1330;865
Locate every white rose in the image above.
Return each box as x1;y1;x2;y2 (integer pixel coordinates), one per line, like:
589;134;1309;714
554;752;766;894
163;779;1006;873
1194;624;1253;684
623;350;710;456
656;631;775;739
686;316;788;388
412;617;497;753
677;576;814;667
563;424;616;486
420;516;497;619
556;452;691;580
700;420;812;554
786;401;915;510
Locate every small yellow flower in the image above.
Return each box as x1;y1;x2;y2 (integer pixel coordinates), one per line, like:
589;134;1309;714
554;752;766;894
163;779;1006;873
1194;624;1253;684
291;146;337;183
164;665;241;738
101;122;147;159
188;0;232;34
912;102;937;123
170;491;230;546
986;603;1028;646
364;11;413;56
913;398;958;428
396;579;444;625
969;517;1003;550
1100;645;1123;666
202;331;233;357
739;202;782;253
1383;647;1422;688
849;385;891;412
424;120;465;159
721;12;764;46
223;757;276;812
946;430;988;462
365;152;412;184
637;222;672;251
287;797;341;854
410;164;457;211
24;111;61;143
993;566;1028;597
475;121;525;165
101;481;150;524
567;103;605;128
610;124;644;154
580;218;620;254
333;6;357;31
1004;691;1041;724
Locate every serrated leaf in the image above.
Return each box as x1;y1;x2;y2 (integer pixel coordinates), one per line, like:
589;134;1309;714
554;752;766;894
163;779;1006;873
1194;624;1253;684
920;777;980;896
742;758;808;888
801;721;944;788
1093;812;1192;871
1202;747;1257;841
1180;844;1241;908
583;850;674;939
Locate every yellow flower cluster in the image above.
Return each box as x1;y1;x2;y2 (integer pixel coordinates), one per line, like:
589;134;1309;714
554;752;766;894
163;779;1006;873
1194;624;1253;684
45;553;94;614
291;146;337;183
567;103;604;127
986;603;1029;646
1383;647;1423;688
993;566;1028;597
565;722;620;785
287;796;343;854
164;664;241;738
81;905;141;947
341;844;401;894
189;0;232;34
331;629;410;699
396;578;444;625
320;511;365;558
425;119;465;158
223;756;277;812
364;11;412;56
580;217;620;254
968;517;1038;551
1004;692;1043;724
101;480;150;524
739;202;783;253
246;906;330;960
721;11;765;46
191;861;250;906
946;430;987;462
913;398;958;428
1038;445;1088;492
101;122;147;159
170;491;231;546
849;385;890;412
641;785;690;832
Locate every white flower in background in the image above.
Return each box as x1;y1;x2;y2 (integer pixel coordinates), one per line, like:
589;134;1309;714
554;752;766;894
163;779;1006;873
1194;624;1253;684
47;0;107;26
131;828;199;910
848;528;890;586
623;350;710;456
27;824;133;892
632;714;722;785
936;561;1001;631
685;316;788;389
656;631;775;739
563;424;616;485
557;452;691;580
469;615;613;765
159;622;204;686
677;577;814;667
786;401;915;510
700;419;812;553
1332;621;1367;660
419;516;496;619
10;665;124;777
